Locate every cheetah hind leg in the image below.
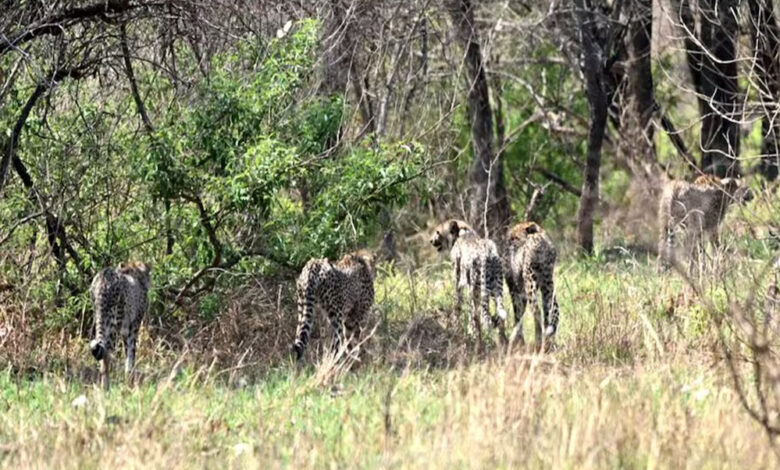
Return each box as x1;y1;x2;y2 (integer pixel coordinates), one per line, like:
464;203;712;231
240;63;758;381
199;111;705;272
540;278;559;352
522;272;544;347
528;290;544;348
507;274;527;349
344;306;364;362
123;331;138;386
99;354;111;391
492;288;508;348
508;291;527;349
469;288;484;353
328;309;349;360
125;319;145;386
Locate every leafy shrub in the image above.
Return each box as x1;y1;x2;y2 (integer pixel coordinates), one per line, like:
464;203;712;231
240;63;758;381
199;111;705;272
0;19;427;327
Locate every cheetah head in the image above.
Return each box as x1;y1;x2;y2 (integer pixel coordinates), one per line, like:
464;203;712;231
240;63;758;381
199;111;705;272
507;221;541;246
695;175;754;204
340;250;377;280
118;261;152;288
719;177;754;204
430;219;471;252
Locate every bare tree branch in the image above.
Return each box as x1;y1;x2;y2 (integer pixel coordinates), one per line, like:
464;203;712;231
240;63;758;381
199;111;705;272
0;0;169;57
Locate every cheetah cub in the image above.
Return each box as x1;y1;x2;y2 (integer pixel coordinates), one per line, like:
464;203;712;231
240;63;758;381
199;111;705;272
292;250;376;361
506;222;560;348
90;261;151;390
430;219;507;348
658;175;753;269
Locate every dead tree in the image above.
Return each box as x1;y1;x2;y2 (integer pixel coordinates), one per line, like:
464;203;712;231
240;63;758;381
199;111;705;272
574;0;612;255
448;0;511;239
676;0;741;177
749;0;780;181
624;0;654;165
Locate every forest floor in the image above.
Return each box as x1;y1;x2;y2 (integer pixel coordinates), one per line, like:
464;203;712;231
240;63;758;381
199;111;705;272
2;241;779;469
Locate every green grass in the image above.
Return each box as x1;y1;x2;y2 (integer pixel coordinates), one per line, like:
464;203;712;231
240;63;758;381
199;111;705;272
1;240;778;468
0;353;773;468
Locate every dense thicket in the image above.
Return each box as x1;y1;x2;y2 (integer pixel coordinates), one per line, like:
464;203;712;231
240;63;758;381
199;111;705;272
1;0;778;327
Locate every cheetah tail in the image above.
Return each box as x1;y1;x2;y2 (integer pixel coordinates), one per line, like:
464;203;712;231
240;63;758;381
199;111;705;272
293;271;316;361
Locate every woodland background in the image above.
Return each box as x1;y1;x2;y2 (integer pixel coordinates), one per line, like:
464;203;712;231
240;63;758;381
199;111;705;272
1;1;780;467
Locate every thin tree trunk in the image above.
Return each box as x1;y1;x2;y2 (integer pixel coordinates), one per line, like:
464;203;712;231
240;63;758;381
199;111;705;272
679;0;741;176
321;0;352;98
700;0;740;176
626;0;654;163
1;66;90;276
575;0;610;255
448;0;511;239
749;0;780;181
120;23;174;255
320;0;349;150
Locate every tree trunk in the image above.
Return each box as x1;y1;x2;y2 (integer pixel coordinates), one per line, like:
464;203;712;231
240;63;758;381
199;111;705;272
625;0;654;163
575;0;610;255
321;0;351;98
680;0;741;177
448;0;511;239
615;0;661;244
749;0;780;181
120;23;174;255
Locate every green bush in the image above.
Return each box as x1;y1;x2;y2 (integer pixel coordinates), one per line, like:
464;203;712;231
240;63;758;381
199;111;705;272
0;19;427;326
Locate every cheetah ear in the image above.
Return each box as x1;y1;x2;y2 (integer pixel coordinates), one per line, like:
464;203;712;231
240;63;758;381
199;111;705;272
448;220;461;236
720;178;739;192
118;262;127;270
524;223;539;234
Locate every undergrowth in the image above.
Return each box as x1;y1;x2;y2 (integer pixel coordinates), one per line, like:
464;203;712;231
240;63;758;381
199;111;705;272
1;242;778;468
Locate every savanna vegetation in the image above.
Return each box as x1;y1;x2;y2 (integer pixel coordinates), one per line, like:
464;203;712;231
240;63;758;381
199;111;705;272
1;1;779;468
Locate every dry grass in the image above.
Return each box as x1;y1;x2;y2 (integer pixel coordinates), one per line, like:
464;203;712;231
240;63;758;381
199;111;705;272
0;349;775;469
2;194;780;468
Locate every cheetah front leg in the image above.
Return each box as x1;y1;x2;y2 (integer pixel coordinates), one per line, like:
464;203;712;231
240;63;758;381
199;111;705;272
658;223;675;272
706;226;723;268
452;257;463;330
688;230;705;276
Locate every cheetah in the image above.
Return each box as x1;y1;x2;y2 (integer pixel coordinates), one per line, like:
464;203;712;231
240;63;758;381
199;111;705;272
658;175;753;269
505;222;560;348
430;219;507;348
89;261;151;390
292;250;376;361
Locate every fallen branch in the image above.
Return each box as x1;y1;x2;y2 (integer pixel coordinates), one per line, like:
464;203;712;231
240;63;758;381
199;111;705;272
653;101;698;173
171;247;297;307
523;184;547;221
531;167;582;197
0;211;44;246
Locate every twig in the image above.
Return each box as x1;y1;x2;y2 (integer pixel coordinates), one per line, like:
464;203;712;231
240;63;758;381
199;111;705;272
531;167;582;197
